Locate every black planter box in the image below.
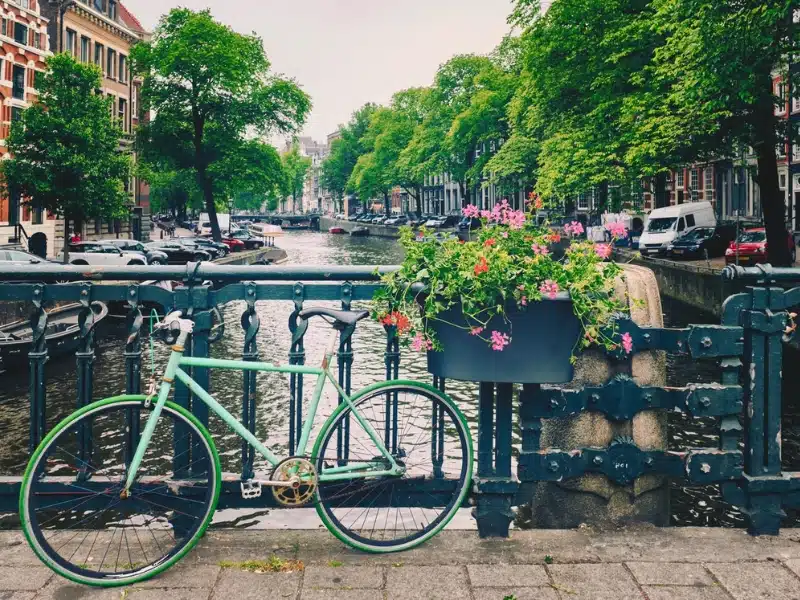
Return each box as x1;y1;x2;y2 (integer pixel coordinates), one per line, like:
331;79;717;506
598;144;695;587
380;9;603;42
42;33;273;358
426;294;580;384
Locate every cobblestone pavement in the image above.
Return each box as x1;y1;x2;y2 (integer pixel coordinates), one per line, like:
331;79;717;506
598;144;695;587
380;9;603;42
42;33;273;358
4;526;800;599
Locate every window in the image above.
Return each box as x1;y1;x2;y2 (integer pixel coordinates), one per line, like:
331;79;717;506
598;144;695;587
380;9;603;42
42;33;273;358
794;144;800;162
2;19;7;37
705;169;713;192
66;29;76;56
676;170;685;188
131;86;137;117
690;169;698;191
780;173;788;189
32;31;40;49
94;0;103;11
11;106;22;122
794;92;800;114
108;0;117;20
94;43;104;70
14;22;27;46
118;55;126;83
577;192;589;210
778;142;787;158
118;97;127;131
12;65;24;100
677;217;686;232
776;81;787;114
80;36;90;62
106;49;116;79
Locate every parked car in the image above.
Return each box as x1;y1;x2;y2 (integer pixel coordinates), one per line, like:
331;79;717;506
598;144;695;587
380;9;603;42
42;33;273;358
145;241;212;264
178;237;228;259
385;215;409;226
424;215;460;229
101;239;169;265
666;225;738;260
0;248;57;265
639;202;716;257
372;215;389;225
220;237;246;252
457;217;482;232
725;228;797;265
227;231;265;250
57;242;147;266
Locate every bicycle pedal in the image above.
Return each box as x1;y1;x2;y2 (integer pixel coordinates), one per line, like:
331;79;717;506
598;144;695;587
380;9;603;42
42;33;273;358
240;480;262;500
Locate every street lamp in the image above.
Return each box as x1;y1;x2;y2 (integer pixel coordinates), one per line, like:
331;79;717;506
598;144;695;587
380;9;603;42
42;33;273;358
227;198;234;236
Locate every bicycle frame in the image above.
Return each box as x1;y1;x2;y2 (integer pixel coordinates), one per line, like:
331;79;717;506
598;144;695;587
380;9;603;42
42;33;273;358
123;327;404;492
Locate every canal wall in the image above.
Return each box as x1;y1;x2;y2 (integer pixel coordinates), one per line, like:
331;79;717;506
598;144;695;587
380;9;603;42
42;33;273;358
215;245;287;265
320;216;402;239
614;249;730;317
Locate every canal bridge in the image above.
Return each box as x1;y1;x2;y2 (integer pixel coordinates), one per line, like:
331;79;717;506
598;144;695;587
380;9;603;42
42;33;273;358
0;260;799;538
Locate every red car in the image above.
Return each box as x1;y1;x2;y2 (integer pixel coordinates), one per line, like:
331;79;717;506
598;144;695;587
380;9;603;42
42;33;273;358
724;228;797;265
220;237;246;253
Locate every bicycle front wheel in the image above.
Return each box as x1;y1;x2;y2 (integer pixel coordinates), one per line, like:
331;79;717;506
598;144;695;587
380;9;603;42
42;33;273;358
19;396;221;587
313;381;473;552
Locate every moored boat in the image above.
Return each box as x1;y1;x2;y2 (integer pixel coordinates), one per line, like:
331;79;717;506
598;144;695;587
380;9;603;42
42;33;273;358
0;302;109;368
350;226;370;237
329;226;346;234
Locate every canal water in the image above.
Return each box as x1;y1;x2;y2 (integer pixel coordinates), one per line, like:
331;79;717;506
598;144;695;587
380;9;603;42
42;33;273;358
1;231;797;528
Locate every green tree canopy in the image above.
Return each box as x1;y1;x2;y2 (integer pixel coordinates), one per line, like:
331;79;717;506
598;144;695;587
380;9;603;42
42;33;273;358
2;53;131;260
132;8;311;240
280;142;312;212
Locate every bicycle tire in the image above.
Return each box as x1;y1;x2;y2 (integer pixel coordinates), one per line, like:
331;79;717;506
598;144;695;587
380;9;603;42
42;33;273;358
20;396;221;587
312;380;473;553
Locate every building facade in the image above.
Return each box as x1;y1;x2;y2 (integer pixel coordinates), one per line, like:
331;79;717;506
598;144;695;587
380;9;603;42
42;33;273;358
40;0;148;245
0;0;55;256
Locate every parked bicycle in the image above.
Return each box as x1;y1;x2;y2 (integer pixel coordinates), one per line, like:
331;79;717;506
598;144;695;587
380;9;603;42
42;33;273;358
19;308;473;586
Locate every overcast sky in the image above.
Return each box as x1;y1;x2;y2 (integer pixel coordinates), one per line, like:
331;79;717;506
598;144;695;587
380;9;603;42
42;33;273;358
128;1;519;144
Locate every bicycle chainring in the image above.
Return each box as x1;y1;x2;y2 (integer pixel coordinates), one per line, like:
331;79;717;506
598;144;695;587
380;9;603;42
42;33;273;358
270;457;317;507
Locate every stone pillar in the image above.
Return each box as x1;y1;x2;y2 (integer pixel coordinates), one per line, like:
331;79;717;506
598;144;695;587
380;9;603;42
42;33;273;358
518;264;670;528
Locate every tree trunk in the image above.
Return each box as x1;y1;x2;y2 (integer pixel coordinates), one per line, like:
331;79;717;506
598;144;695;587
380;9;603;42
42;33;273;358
61;209;70;264
384;191;391;217
753;92;791;266
416;186;422;217
199;169;222;242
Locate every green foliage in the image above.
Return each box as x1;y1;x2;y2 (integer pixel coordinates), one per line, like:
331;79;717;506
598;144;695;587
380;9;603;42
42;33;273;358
2;53;131;231
321;103;377;208
373;203;628;357
133;8;310;239
280;142;312;212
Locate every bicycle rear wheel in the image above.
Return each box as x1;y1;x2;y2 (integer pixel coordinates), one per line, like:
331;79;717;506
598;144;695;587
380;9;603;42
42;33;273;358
313;381;472;552
19;396;220;587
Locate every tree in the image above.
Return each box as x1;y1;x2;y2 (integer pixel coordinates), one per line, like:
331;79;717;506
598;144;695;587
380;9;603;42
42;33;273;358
132;8;310;241
280;142;312;213
622;0;796;265
144;168;202;220
1;53;130;262
321;104;377;212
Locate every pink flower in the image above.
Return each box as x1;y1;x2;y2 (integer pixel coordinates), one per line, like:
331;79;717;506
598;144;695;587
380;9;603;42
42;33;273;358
531;243;549;256
501;232;509;239
470;327;484;336
564;221;584;237
411;332;433;352
595;243;612;259
621;332;633;354
480;210;491;219
520;296;528;306
517;284;525;291
504;210;526;229
605;221;628;240
490;330;510;352
462;204;479;218
539;280;560;300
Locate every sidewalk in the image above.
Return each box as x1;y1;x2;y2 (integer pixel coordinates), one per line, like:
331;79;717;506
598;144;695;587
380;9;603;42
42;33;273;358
3;526;800;599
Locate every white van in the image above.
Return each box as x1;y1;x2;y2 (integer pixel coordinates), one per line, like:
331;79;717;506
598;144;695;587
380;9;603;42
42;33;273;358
197;213;231;236
638;202;716;256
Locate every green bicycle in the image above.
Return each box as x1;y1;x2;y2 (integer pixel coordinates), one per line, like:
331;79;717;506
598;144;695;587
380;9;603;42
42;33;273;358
19;307;473;587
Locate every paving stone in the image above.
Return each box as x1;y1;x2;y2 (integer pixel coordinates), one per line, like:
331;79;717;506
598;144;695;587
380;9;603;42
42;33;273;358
0;593;36;600
35;581;128;600
626;562;713;586
548;564;644;600
643;587;732;600
213;569;301;600
467;564;549;588
0;566;52;591
134;565;220;588
386;565;468;600
471;587;559;600
706;563;800;600
783;559;800;578
301;591;381;600
302;566;383;589
129;591;211;600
